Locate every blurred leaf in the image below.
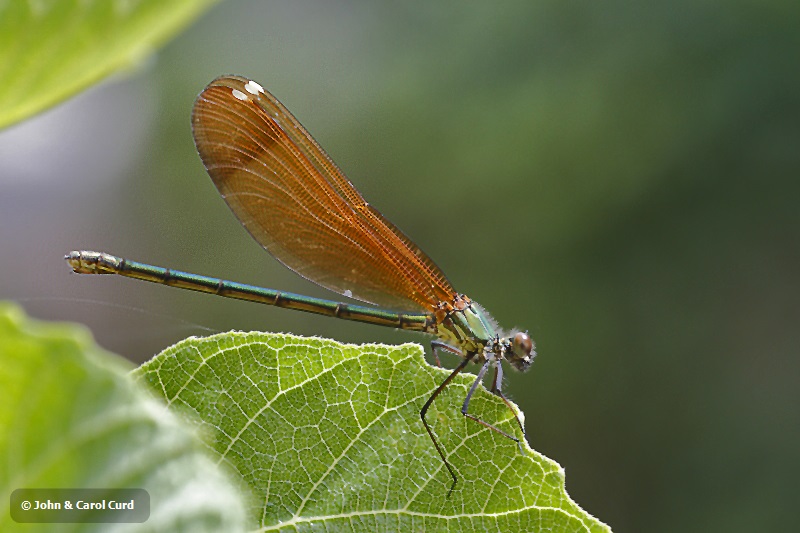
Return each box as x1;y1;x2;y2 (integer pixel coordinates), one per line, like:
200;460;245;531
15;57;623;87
0;302;247;532
135;331;610;532
0;0;217;129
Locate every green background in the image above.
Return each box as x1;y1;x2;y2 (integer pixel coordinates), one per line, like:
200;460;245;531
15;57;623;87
1;1;797;531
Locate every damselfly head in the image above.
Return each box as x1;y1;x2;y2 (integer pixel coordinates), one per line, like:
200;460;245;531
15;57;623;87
507;330;535;372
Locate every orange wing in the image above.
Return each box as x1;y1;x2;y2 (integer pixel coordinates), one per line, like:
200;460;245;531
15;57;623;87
191;75;455;312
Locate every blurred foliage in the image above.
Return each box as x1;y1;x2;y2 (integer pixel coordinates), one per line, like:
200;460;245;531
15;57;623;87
0;303;247;532
0;0;216;129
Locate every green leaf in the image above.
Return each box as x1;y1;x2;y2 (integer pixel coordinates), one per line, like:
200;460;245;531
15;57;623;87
0;0;216;129
0;302;247;532
135;331;611;532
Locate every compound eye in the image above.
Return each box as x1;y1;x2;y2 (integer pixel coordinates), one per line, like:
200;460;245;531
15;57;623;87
513;332;533;358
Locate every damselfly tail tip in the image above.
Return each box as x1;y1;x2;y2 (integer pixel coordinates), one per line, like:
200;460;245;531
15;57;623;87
65;251;118;275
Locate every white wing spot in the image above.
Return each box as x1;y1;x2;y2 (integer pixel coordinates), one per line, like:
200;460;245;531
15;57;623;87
232;89;248;101
244;80;264;95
